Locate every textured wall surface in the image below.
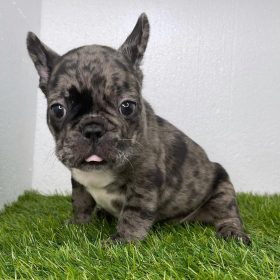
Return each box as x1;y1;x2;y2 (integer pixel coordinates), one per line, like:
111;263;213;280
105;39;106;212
0;0;41;208
32;0;280;194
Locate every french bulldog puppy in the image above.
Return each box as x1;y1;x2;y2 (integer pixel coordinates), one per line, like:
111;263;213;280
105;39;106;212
26;13;250;244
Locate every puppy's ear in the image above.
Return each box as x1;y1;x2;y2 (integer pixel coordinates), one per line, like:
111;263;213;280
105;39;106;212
119;13;150;66
26;32;60;94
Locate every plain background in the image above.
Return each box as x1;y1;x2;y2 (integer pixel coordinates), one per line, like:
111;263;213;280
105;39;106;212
0;0;41;209
1;0;280;208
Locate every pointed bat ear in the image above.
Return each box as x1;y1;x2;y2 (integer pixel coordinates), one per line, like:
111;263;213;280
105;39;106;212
119;13;150;66
26;32;60;94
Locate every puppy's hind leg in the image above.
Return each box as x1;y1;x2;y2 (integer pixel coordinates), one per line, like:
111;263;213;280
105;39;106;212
194;164;251;245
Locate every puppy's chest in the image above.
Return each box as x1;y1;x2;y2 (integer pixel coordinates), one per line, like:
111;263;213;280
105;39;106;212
72;169;125;217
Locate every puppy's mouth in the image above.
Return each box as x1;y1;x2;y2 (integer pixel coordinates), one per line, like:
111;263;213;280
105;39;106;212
82;154;107;167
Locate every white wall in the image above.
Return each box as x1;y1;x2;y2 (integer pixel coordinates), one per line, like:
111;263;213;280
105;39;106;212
32;0;280;194
0;0;41;208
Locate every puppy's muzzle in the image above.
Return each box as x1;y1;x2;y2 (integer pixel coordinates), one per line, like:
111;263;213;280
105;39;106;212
82;122;105;142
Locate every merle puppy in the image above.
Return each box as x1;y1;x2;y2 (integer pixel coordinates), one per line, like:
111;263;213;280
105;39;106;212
26;13;250;244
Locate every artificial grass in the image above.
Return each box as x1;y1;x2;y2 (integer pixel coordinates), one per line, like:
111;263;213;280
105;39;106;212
0;192;279;279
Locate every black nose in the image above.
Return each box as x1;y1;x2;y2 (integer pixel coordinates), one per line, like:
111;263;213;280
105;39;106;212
82;123;105;141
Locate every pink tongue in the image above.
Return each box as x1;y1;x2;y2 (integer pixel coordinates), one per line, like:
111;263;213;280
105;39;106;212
85;154;103;162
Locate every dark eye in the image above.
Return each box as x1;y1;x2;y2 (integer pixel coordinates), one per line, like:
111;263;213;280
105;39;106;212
119;101;136;117
50;103;66;119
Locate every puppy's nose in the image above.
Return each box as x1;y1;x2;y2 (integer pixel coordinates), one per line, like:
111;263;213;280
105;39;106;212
82;123;105;141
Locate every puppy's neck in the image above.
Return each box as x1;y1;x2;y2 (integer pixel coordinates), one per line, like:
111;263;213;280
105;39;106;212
71;168;115;189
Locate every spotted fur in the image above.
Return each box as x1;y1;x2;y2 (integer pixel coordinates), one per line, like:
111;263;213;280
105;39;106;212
27;13;250;244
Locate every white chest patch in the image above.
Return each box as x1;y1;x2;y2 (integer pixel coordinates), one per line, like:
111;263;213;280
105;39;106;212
72;168;115;189
71;168;124;216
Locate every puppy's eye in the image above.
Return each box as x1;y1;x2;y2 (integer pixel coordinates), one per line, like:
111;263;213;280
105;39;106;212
119;101;136;117
50;103;66;119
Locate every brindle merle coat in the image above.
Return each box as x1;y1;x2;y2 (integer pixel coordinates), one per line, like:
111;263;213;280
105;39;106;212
26;13;250;244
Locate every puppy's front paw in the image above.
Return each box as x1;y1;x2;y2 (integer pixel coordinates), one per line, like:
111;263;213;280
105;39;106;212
105;233;127;245
94;208;114;222
102;233;137;246
66;214;92;225
217;226;251;245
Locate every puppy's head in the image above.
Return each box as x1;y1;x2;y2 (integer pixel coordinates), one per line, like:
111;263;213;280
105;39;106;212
27;14;150;172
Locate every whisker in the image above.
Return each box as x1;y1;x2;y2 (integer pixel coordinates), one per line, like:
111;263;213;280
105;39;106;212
118;138;144;149
113;146;135;174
